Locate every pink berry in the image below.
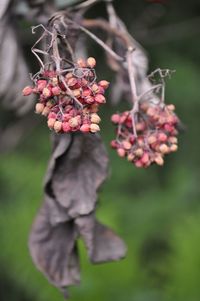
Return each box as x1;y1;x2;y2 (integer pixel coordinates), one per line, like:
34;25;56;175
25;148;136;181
98;80;110;89
22;86;33;96
158;132;168;142
62;122;71;133
111;114;120;124
52;86;61;96
117;148;126;157
37;80;47;91
80;124;90;133
95;94;105;104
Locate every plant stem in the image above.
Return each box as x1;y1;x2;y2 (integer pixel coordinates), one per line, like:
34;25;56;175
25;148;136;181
77;23;124;62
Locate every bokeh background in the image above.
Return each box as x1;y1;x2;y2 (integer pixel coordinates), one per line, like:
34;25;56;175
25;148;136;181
1;0;200;300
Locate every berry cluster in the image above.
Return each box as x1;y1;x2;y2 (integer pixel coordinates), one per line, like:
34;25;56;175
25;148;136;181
111;102;179;168
22;57;109;133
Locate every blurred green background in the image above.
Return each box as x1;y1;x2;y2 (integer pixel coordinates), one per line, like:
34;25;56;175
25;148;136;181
1;0;200;300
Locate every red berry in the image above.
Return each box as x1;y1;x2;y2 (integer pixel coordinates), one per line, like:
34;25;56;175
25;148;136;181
62;122;71;133
37;80;47;91
80;124;90;133
52;86;61;96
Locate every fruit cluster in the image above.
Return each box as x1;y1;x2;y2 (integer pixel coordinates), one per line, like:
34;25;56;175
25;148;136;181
22;57;109;133
111;101;179;168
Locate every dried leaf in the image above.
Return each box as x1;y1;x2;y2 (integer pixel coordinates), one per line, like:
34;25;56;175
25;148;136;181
76;214;127;263
47;133;109;219
29;195;80;289
29;133;126;296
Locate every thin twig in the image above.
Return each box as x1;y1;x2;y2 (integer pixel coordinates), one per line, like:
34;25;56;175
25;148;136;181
77;23;124;62
138;84;163;102
82;18;132;48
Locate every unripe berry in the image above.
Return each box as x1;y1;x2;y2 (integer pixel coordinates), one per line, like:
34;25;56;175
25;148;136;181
80;124;90;133
148;135;157;145
87;57;96;68
91;113;101;124
127;153;135;162
159;144;169;154
73;89;81;98
90;123;100;133
167;104;175;111
42;87;51;98
135;148;143;157
52;77;58;85
54;121;62;133
69;117;80;128
154;155;164;166
98;80;110;89
95;94;106;104
22;86;33;96
47;118;56;129
42;106;50;116
122;141;132;150
117;148;126;157
91;84;99;93
35;103;44;114
170;144;178;152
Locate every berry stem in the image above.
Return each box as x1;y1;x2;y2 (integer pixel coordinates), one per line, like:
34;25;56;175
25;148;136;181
126;47;139;137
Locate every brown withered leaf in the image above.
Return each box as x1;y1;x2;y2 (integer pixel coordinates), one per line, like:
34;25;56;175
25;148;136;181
76;213;127;263
48;133;109;219
29;195;80;290
29;133;127;297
